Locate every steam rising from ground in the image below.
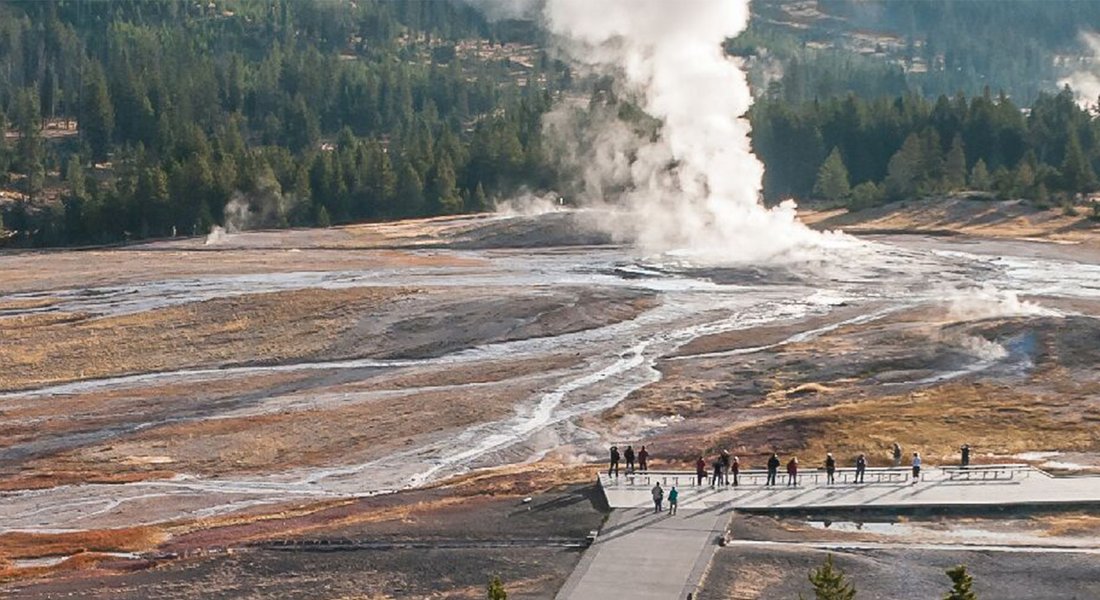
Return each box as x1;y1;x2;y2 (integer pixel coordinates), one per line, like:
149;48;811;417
526;0;842;263
944;284;1060;322
205;166;300;245
1060;31;1100;107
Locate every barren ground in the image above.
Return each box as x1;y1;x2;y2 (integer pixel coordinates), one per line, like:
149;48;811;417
3;203;1100;597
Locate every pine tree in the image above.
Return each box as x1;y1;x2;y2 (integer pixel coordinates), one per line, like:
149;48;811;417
969;159;992;191
848;181;883;211
1014;161;1036;198
814;147;851;202
470;182;489;211
65;157;87;200
1060;132;1096;193
885;133;923;200
80;60;114;163
396;162;424;216
427;154;463;214
944;135;967;190
487;576;507;600
316;204;332;228
805;554;856;600
943;565;977;600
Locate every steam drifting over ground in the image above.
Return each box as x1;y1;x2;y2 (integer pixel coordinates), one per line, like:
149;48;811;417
507;0;848;263
1060;31;1100;108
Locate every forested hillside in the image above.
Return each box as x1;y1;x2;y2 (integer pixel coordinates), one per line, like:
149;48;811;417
2;0;1099;248
751;87;1100;213
738;0;1100;105
0;0;562;246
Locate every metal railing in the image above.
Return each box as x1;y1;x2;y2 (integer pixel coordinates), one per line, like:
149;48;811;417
936;464;1033;481
602;467;912;487
602;464;1039;487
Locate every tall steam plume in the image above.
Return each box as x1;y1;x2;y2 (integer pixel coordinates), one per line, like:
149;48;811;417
534;0;839;263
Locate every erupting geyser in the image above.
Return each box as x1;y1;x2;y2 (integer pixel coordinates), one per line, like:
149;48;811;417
538;0;841;263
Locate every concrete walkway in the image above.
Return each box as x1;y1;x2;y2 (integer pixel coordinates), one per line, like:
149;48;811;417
599;467;1100;510
555;466;1100;599
555;507;730;600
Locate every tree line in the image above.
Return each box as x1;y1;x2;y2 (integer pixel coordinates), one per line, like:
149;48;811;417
751;86;1100;212
739;0;1100;106
0;0;563;246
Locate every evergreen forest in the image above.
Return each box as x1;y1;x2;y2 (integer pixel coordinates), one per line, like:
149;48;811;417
1;0;1100;247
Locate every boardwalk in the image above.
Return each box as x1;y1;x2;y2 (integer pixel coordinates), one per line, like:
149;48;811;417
554;508;730;600
554;466;1100;599
599;466;1100;510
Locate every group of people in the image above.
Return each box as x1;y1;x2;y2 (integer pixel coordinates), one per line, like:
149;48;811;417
609;442;975;488
607;444;649;477
694;449;742;486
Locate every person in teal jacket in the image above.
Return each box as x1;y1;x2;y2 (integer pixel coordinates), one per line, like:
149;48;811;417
667;486;679;515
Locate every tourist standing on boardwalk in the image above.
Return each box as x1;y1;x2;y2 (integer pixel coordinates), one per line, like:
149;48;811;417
731;456;740;486
892;442;902;467
711;457;723;487
668;485;678;515
961;444;971;467
912;452;922;482
825;453;836;484
651;482;664;513
787;457;799;486
720;449;731;484
767;453;780;486
638;445;649;472
609;446;620;477
696;456;707;485
855;453;867;483
624;445;636;474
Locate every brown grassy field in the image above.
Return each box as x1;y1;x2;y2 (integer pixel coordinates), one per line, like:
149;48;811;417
0;286;411;391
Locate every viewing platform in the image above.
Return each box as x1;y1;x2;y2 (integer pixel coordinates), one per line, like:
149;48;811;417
558;466;1100;599
597;465;1100;512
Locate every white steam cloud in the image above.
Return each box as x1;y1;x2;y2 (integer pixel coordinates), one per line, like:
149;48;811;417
943;284;1059;322
1059;31;1100;108
525;0;842;263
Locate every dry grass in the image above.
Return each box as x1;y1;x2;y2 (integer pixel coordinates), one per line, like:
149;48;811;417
0;286;411;390
1037;513;1100;537
800;197;1099;243
0;470;175;491
0;527;166;560
0;297;59;311
715;382;1099;466
41;375;550;479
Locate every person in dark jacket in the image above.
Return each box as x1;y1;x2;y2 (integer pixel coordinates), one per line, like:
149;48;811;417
825;453;836;485
711;458;723;487
609;445;620;477
731;456;741;486
695;456;707;486
651;482;664;513
624;445;636;474
786;457;799;486
960;444;971;467
855;453;867;483
638;445;649;472
766;453;780;486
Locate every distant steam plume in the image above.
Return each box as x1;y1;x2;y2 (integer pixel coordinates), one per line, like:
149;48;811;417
488;0;842;263
1059;31;1100;108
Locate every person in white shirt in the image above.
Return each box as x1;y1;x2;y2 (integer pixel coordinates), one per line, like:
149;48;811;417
911;452;922;483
